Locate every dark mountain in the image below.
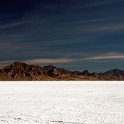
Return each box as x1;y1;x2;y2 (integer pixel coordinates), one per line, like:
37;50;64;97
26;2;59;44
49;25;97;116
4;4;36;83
43;65;71;76
101;69;124;80
0;62;73;80
0;62;124;80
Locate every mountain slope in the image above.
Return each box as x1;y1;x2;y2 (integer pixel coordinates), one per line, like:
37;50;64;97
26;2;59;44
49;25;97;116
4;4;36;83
0;62;84;80
0;62;124;80
101;69;124;80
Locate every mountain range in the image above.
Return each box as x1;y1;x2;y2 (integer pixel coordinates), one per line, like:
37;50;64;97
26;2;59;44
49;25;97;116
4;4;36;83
0;62;124;80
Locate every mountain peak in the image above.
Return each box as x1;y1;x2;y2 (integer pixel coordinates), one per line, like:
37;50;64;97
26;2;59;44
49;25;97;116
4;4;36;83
104;68;124;74
11;62;27;66
0;62;124;80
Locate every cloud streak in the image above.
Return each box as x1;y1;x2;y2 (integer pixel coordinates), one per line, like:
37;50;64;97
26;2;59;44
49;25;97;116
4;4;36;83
23;58;75;64
0;58;75;68
83;53;124;61
83;0;114;8
85;23;124;33
1;52;124;69
0;19;34;30
0;61;14;68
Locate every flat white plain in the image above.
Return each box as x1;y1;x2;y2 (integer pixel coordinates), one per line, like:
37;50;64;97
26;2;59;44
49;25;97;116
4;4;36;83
0;82;123;124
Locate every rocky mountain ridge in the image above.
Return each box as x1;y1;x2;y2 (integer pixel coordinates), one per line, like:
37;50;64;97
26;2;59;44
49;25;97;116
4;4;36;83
0;62;124;80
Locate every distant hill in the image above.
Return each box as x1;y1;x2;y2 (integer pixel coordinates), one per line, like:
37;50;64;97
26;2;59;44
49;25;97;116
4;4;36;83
0;62;124;80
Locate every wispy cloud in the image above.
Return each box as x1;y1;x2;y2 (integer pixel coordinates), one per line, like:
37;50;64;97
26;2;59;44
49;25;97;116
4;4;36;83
24;58;75;64
83;53;124;61
86;23;124;33
83;0;112;8
0;19;34;30
0;58;75;68
1;52;124;69
0;61;14;68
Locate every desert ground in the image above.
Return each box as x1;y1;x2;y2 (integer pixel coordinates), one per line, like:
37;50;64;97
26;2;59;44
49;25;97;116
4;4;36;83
0;82;123;124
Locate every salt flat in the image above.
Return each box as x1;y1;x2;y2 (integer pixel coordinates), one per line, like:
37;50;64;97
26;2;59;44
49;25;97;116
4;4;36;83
0;82;123;124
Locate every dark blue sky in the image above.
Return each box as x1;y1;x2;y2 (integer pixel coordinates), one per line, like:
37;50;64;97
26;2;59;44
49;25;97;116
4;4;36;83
0;0;124;72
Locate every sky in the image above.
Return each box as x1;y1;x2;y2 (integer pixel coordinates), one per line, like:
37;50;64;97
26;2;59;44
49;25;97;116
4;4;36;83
0;0;124;72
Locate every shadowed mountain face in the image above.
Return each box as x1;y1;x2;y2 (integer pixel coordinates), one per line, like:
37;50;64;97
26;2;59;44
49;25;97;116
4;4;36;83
0;62;124;81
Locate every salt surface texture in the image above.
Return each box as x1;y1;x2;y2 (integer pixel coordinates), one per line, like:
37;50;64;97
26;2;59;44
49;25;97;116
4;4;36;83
0;82;123;124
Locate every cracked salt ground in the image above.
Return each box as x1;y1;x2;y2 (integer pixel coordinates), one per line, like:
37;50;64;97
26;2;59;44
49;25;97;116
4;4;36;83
0;82;123;124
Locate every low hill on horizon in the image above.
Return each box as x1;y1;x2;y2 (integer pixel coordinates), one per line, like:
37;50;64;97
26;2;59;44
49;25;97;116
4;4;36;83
0;62;124;81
